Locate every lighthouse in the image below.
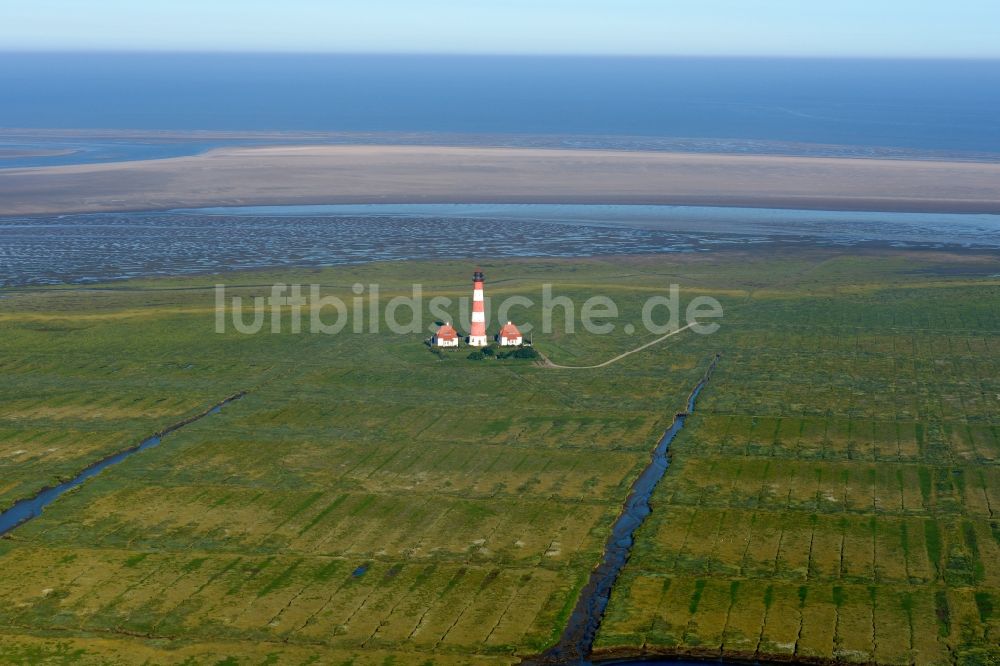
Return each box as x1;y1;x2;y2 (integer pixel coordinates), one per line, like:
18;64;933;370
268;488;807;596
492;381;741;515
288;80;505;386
467;269;489;347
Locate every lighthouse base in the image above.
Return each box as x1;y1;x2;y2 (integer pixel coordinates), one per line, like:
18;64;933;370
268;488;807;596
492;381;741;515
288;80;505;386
467;335;488;347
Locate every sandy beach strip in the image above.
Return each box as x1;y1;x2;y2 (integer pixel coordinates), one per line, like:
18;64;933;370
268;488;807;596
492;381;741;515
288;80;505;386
2;144;999;215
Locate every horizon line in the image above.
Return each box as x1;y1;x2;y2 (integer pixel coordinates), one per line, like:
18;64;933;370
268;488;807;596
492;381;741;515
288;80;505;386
2;49;1000;62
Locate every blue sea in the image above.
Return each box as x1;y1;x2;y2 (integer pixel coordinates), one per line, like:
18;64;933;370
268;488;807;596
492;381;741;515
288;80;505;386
1;54;999;166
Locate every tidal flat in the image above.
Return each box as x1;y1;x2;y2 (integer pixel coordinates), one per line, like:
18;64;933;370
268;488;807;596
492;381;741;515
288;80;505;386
3;145;1000;216
4;204;1000;287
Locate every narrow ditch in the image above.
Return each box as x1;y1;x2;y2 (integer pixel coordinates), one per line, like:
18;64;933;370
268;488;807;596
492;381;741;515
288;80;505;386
525;355;720;665
0;391;246;536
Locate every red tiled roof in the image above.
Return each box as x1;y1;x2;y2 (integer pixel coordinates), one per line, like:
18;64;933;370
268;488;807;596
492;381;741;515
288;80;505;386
499;321;521;339
436;323;458;340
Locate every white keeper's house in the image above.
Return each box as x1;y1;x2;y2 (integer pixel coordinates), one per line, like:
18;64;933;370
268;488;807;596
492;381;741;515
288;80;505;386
433;322;460;347
497;321;523;346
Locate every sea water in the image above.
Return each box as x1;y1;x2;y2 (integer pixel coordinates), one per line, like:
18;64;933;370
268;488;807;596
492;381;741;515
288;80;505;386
1;54;998;166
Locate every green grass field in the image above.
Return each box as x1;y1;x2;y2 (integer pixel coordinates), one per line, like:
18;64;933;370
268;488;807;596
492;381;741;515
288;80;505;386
1;249;997;665
593;253;1000;665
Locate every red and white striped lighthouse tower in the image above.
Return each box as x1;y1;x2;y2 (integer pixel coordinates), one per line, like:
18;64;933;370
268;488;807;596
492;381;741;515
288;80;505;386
468;269;488;347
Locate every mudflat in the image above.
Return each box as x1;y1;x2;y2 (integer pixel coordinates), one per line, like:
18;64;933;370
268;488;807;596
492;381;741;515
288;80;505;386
2;144;1000;214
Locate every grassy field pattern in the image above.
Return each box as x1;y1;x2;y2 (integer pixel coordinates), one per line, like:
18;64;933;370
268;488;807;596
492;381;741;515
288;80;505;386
0;251;997;664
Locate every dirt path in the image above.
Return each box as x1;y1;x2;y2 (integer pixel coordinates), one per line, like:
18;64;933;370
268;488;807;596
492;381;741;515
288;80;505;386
536;322;696;369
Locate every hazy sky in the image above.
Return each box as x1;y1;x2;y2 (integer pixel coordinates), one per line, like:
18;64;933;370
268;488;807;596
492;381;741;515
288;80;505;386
3;0;999;58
